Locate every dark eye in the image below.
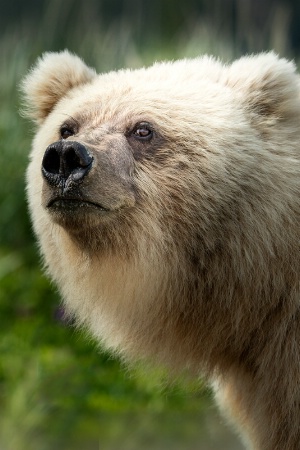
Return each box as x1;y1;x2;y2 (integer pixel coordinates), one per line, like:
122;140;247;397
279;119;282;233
132;123;153;141
60;126;74;139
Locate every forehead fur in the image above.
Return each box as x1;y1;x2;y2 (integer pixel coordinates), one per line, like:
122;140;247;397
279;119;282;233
56;62;235;129
22;51;299;150
22;51;299;138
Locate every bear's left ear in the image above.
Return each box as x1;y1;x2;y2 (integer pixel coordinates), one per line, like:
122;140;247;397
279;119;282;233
224;52;300;126
21;50;96;124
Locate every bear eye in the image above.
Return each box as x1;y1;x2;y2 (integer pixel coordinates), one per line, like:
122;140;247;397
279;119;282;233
60;126;74;139
132;123;153;141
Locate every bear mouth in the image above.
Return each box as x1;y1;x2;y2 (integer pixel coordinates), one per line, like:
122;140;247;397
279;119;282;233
47;197;110;213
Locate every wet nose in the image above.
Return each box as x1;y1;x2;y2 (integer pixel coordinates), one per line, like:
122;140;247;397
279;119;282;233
42;141;93;186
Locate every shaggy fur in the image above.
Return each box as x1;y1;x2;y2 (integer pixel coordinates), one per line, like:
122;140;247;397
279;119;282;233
22;51;300;450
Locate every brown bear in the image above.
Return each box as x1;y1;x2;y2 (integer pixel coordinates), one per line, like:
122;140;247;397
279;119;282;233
22;51;300;450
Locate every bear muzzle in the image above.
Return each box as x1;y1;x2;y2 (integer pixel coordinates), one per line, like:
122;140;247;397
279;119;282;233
41;140;109;213
41;139;136;222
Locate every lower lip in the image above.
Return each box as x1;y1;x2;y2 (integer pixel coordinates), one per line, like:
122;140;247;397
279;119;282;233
48;199;109;212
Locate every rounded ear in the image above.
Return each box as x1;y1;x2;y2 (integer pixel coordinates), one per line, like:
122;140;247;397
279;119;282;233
21;50;96;124
224;52;300;126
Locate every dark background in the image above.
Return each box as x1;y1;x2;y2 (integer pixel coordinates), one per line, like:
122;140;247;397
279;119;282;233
2;0;300;55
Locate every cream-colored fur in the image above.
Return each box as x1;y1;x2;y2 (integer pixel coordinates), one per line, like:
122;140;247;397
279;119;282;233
22;51;300;450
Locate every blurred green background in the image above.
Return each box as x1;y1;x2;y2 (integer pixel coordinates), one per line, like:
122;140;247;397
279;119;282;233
1;1;299;449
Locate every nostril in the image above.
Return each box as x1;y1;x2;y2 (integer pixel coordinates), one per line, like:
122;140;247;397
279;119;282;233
42;147;60;174
68;143;93;168
65;148;82;174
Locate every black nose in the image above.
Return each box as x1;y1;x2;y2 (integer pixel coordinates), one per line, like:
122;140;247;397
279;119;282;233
42;141;93;187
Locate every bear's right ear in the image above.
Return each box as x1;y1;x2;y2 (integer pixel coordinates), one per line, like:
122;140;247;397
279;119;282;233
224;52;300;127
21;50;96;124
